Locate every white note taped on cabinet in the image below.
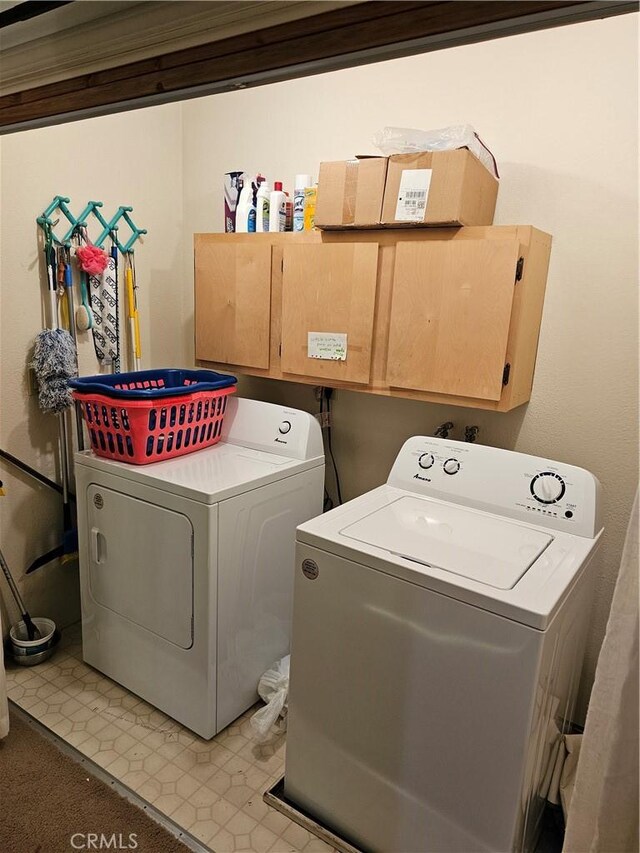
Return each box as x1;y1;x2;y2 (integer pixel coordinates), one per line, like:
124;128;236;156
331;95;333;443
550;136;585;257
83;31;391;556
395;168;432;221
308;332;347;361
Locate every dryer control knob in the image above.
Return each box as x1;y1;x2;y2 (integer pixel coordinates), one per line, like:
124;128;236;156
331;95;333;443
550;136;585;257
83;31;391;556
278;420;292;435
418;453;434;470
443;458;460;475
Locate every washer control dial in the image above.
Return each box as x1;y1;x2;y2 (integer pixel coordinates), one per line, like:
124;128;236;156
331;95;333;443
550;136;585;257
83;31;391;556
530;472;566;504
278;420;292;435
418;453;434;470
443;458;460;475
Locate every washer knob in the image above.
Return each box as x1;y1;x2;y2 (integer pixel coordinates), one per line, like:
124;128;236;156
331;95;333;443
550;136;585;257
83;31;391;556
418;453;434;470
443;458;460;475
530;472;565;504
278;420;292;435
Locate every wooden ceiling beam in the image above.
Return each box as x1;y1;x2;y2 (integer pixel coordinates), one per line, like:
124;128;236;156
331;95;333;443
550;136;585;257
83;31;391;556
0;1;636;131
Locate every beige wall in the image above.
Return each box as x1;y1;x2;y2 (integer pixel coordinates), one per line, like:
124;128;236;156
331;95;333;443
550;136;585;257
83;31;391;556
0;14;637;722
0;104;186;630
181;14;639;719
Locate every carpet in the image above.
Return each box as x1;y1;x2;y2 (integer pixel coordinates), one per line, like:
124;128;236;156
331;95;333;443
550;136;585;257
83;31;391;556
0;708;191;853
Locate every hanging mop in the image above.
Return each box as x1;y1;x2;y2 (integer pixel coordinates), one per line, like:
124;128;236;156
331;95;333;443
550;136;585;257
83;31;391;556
29;225;79;573
30;230;77;414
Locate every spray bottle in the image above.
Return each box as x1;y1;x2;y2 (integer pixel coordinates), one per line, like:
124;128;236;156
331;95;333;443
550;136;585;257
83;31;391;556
256;180;271;232
236;175;263;233
223;171;244;232
293;174;312;232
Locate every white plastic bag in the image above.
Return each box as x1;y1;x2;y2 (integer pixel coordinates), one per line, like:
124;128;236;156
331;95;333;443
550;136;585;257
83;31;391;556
250;655;290;742
372;124;499;178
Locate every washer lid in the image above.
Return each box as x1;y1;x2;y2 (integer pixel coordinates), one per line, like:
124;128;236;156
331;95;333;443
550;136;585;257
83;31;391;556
340;496;553;590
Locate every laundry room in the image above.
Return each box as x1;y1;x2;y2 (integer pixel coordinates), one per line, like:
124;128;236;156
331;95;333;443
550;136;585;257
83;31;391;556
0;4;638;853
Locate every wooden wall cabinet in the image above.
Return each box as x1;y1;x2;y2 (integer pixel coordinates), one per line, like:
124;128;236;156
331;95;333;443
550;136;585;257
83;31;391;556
194;226;552;412
387;239;522;401
281;243;379;384
194;241;272;369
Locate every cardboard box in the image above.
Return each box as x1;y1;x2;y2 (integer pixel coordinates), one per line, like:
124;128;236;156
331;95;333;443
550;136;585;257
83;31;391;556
315;157;388;229
381;149;498;227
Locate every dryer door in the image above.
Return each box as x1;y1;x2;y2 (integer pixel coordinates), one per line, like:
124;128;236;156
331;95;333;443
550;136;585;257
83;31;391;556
86;484;194;648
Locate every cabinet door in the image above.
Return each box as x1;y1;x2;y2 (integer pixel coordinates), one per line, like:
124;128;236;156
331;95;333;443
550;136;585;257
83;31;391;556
386;239;521;401
281;243;379;384
195;242;272;368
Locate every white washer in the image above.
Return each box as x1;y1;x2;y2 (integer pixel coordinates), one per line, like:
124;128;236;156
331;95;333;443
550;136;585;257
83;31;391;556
75;397;324;739
285;436;602;853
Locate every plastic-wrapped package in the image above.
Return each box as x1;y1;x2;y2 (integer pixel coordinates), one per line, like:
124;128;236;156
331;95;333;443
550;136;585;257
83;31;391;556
372;125;499;178
250;655;290;742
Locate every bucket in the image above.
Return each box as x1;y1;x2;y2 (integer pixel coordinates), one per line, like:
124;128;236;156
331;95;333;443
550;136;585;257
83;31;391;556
9;618;60;666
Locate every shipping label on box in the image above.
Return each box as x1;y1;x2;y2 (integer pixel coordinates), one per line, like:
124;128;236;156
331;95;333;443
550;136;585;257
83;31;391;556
394;169;432;222
382;149;498;227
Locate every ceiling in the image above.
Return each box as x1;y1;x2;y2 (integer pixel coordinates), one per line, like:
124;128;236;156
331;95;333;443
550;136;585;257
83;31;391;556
0;1;362;95
0;2;136;49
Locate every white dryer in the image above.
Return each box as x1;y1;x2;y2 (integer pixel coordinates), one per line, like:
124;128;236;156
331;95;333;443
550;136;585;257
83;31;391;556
75;397;324;739
285;436;602;853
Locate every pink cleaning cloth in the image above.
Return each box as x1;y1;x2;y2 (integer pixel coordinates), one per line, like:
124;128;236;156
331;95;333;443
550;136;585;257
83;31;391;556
76;244;109;275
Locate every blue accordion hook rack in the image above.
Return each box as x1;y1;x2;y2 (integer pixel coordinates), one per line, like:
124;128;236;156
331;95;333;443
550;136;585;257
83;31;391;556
36;195;147;252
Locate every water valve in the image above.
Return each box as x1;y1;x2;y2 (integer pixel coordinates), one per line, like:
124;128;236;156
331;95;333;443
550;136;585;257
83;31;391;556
434;422;454;439
465;426;480;443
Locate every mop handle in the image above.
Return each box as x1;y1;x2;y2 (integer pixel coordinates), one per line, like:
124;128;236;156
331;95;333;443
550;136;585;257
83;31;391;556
125;260;141;370
63;250;77;340
59;411;69;505
46;245;58;331
0;546;29;617
126;265;141;355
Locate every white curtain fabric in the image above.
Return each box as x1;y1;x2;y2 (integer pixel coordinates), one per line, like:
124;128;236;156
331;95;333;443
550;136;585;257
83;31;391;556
0;609;9;738
563;490;639;853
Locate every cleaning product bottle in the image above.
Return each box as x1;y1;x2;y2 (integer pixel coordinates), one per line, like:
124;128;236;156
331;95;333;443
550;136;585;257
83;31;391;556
304;185;318;231
256;181;271;232
223;171;244;232
269;182;287;233
236;177;257;233
249;175;265;233
293;174;312;232
285;193;293;231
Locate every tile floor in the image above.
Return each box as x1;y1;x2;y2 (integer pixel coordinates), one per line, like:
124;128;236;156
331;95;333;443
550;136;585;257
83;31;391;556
5;624;334;853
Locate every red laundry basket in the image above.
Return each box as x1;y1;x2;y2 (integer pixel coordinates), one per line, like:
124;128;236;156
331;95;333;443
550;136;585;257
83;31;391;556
70;369;237;465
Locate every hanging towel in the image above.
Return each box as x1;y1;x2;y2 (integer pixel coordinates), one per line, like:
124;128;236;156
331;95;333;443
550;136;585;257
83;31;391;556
89;254;119;366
